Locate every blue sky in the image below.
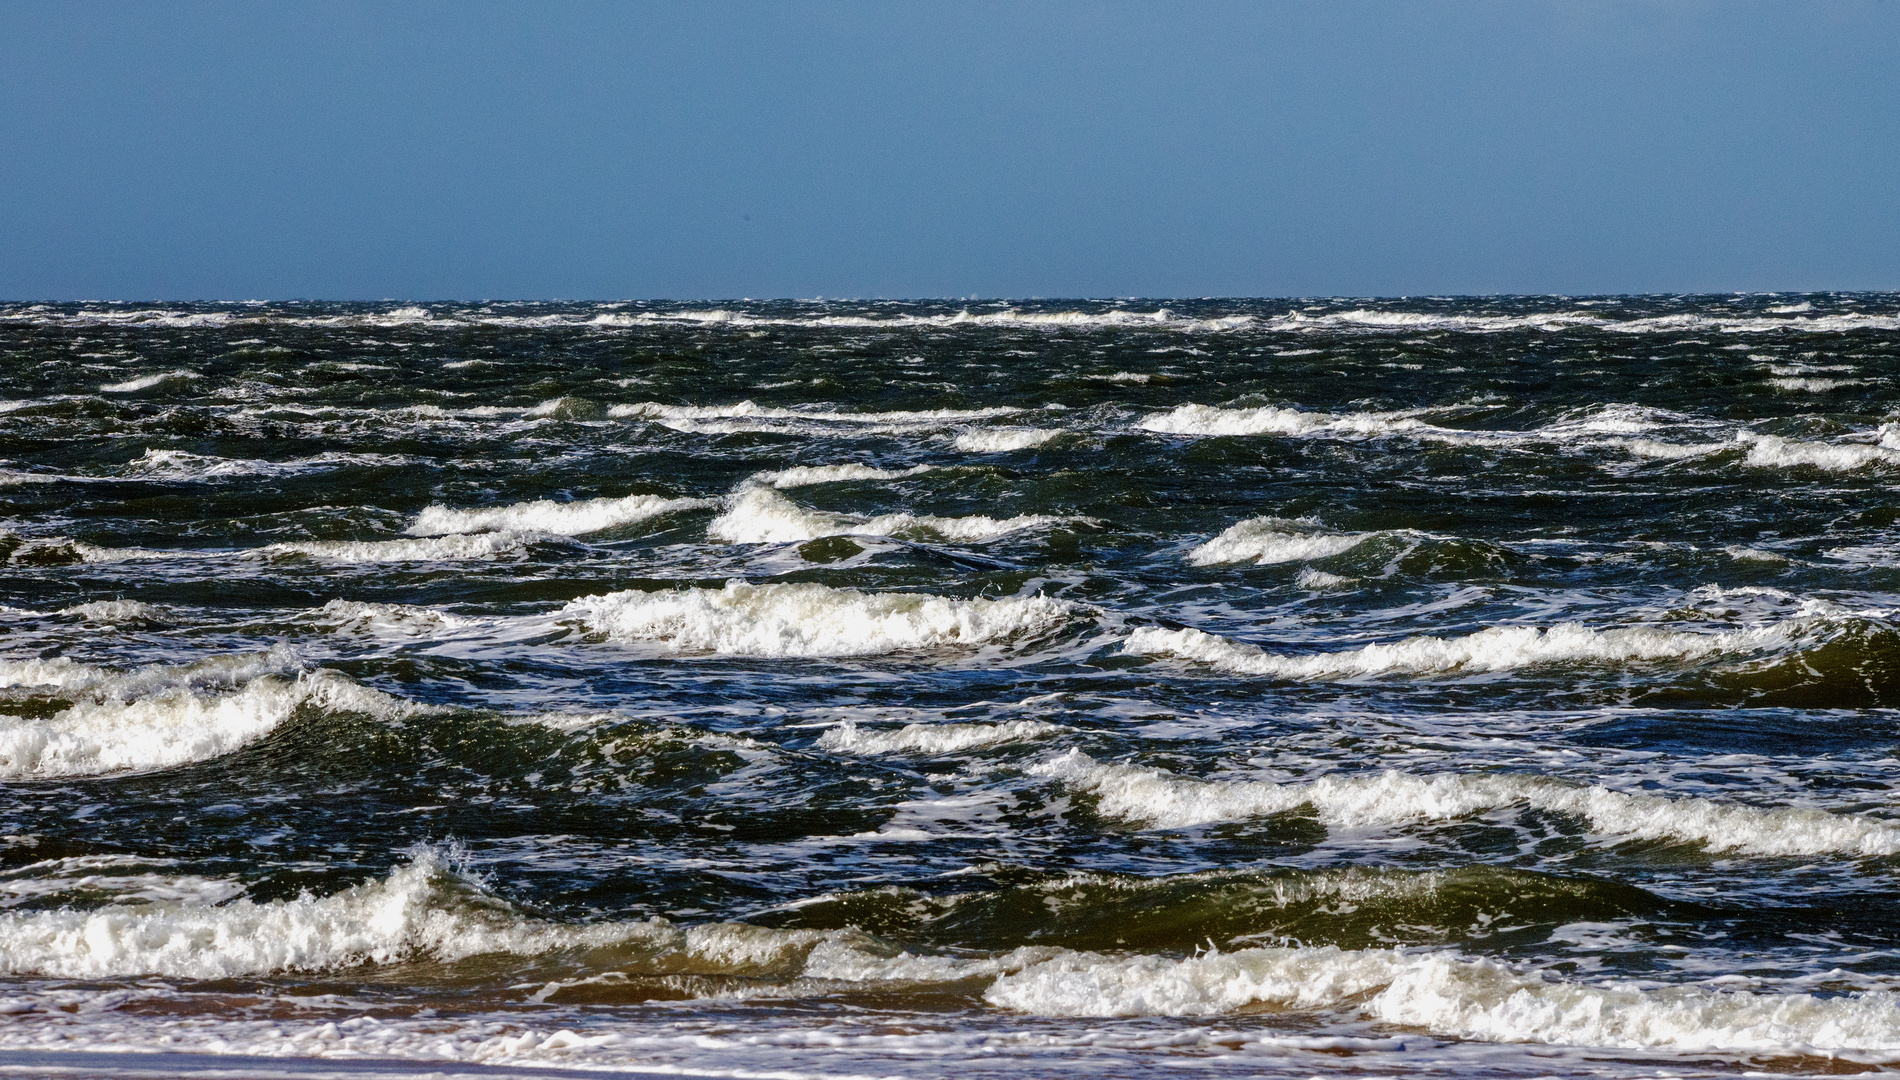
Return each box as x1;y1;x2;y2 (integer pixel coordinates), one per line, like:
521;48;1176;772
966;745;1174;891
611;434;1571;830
3;1;1895;300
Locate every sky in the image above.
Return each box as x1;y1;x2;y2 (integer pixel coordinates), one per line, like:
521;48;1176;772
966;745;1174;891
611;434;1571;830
2;1;1896;300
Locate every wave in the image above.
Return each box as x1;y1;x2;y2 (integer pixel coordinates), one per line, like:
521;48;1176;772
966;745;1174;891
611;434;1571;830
1263;307;1900;337
0;850;685;979
0;656;109;692
57;599;165;626
953;428;1063;452
256;532;549;563
561;580;1078;657
1138;403;1425;438
763;864;1675;954
609;400;1020;433
8;851;1899;1058
0;666;430;779
98;370;201;393
306;598;483;637
706;485;1069;544
986;942;1900;1055
751;463;936;488
407;493;714;537
1187;517;1371;566
1121;619;1793;679
124;448;410;480
1034;750;1900;855
815;719;1064;755
1741;433;1900;471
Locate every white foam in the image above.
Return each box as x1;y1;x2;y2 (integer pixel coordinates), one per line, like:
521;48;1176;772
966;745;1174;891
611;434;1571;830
752;463;935;488
309;599;481;637
562;580;1077;657
57;599;164;625
816;719;1065;755
987;942;1900;1056
0;851;669;979
1138;403;1423;438
1122;619;1788;679
1186;517;1370;566
610;400;1018;425
953;428;1062;452
9;539;195;564
707;485;1067;544
1614;438;1729;460
0;670;428;779
1769;377;1860;392
257;532;542;563
1035;751;1900;855
1742;434;1900;471
0;657;110;692
98;370;200;393
125;448;408;480
407;493;714;537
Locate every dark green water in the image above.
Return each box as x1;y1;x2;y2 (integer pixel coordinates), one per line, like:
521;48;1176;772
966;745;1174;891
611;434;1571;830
2;295;1899;1077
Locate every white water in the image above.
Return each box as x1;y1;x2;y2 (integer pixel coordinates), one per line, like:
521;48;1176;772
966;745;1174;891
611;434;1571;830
407;493;714;537
707;485;1069;544
1036;750;1900;855
561;580;1077;657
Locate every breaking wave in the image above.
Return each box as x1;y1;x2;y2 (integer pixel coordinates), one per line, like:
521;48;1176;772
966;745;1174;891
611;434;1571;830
407;493;714;537
1035;751;1900;855
1121;619;1795;679
561;581;1078;657
707;485;1069;544
0;658;431;779
1187;517;1372;566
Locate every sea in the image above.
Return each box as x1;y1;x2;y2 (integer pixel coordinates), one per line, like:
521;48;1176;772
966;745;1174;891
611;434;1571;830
2;295;1900;1079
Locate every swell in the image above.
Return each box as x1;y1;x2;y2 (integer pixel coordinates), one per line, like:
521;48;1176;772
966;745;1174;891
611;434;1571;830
1037;751;1900;856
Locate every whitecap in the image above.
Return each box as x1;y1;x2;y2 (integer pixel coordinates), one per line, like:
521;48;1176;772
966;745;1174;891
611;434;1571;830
1035;750;1900;855
98;370;201;393
816;719;1065;755
1120;620;1792;680
407;493;714;537
561;580;1077;657
706;485;1068;545
1187;517;1371;566
953;428;1062;452
0;669;430;779
750;463;936;488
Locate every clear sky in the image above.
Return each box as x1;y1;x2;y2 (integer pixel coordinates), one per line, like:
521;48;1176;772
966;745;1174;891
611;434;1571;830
3;1;1895;300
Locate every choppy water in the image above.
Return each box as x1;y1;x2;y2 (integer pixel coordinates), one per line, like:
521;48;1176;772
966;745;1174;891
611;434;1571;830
3;295;1900;1078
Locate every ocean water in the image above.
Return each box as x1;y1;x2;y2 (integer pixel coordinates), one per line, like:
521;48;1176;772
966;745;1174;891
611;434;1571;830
2;295;1900;1078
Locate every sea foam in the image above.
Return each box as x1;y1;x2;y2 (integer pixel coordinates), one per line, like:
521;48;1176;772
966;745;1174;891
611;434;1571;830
816;719;1065;755
1121;620;1788;679
561;580;1077;657
407;493;714;537
1035;751;1900;856
1138;403;1424;438
0;669;430;779
1187;517;1372;565
707;485;1067;544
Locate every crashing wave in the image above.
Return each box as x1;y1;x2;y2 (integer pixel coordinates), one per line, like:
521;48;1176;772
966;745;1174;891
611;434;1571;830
1138;403;1425;438
561;580;1077;657
1187;517;1372;565
407;493;714;537
1120;619;1794;679
816;719;1065;755
1034;751;1900;856
706;485;1067;544
0;664;432;779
